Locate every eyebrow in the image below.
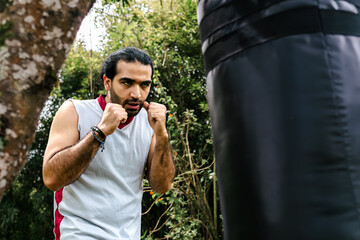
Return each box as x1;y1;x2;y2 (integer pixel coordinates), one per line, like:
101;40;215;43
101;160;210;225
120;77;152;84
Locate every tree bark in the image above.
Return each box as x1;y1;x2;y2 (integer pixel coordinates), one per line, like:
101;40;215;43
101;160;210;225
0;0;95;199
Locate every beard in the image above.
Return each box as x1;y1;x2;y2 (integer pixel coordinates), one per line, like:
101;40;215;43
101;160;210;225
109;88;143;117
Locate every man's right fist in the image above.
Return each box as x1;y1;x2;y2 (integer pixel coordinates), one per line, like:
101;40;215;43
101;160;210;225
97;103;128;136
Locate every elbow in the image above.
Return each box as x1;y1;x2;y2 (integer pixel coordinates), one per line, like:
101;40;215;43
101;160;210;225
43;169;62;192
153;182;172;194
43;176;59;192
151;174;175;194
148;164;176;194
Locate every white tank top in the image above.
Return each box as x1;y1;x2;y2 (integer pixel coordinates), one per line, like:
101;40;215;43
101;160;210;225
54;98;153;240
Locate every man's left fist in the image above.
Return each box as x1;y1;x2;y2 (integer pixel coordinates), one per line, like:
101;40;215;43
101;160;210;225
143;101;167;137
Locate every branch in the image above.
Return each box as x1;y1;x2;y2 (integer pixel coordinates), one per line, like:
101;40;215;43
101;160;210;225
149;201;174;236
142;194;164;215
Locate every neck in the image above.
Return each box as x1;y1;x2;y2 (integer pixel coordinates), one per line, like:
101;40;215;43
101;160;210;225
105;94;111;104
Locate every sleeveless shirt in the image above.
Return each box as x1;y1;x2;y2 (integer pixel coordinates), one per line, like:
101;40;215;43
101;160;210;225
54;97;153;240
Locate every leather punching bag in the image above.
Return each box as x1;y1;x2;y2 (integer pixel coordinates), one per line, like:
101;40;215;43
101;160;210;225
198;1;360;239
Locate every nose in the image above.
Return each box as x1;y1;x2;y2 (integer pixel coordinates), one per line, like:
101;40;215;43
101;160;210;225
130;85;141;99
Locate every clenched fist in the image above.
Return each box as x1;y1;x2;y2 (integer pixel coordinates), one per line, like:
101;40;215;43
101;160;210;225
97;103;128;136
143;101;167;137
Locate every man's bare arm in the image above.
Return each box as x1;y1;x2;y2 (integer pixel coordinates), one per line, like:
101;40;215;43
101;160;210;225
147;133;175;194
43;133;103;191
43;101;127;191
43;101;102;191
144;101;175;194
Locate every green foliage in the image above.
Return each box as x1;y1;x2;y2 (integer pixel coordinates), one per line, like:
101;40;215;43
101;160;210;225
0;137;3;151
0;0;12;13
103;0;132;7
0;20;13;46
59;41;103;99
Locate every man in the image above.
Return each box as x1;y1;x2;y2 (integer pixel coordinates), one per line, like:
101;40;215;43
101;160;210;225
43;47;175;240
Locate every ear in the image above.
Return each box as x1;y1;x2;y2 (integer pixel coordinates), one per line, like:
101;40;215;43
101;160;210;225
104;75;111;91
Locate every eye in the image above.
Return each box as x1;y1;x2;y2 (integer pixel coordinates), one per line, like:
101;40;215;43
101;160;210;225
141;82;151;88
122;80;132;86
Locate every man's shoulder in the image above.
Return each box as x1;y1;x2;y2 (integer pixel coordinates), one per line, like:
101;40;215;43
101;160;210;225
69;98;98;108
69;98;97;104
69;98;100;115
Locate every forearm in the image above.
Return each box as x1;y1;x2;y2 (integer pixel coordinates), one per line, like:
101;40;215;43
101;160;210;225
43;132;101;191
148;134;175;194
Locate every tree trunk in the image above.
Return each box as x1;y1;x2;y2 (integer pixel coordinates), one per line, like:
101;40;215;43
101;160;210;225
0;0;95;199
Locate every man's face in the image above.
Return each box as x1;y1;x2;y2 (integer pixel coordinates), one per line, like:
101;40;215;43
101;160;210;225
104;60;152;117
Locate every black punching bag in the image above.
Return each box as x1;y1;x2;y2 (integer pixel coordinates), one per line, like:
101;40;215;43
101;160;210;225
198;1;360;239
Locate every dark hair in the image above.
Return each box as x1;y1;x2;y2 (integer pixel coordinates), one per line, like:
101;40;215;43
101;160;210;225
100;47;154;81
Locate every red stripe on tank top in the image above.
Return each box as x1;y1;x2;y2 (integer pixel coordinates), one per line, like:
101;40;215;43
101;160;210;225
54;187;64;240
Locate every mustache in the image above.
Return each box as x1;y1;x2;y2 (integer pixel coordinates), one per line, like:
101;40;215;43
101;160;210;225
123;98;143;105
